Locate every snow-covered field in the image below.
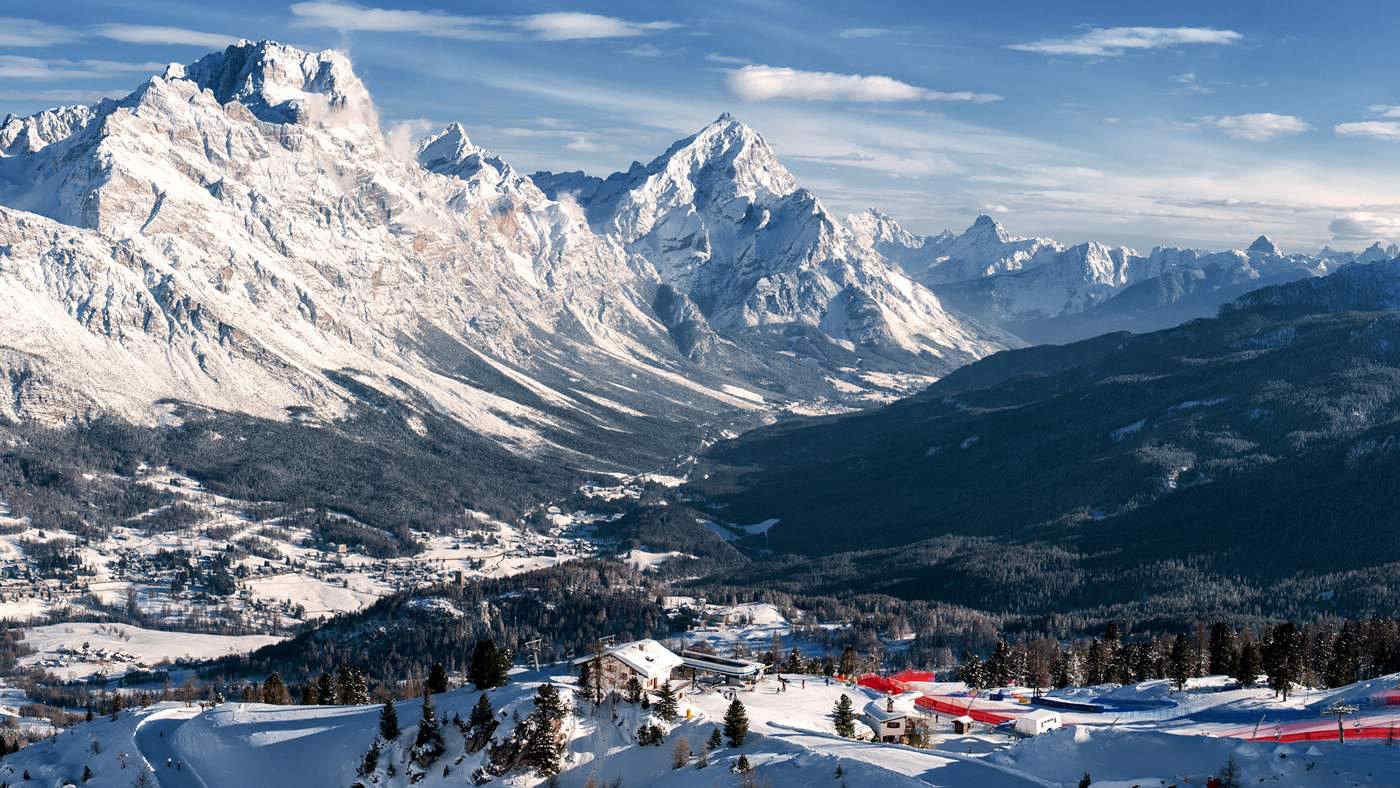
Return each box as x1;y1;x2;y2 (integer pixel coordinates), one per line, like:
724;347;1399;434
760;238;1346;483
19;623;282;681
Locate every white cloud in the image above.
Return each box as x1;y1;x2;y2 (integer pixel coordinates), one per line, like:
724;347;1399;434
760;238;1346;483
289;3;678;41
706;53;749;65
622;44;664;58
1329;212;1400;240
1173;72;1213;94
1336;120;1400;140
1211;113;1310;141
1367;105;1400;118
838;28;892;39
1009;26;1242;57
727;65;1002;104
981;203;1010;213
95;24;235;48
0;56;167;81
519;12;679;40
0;17;81;47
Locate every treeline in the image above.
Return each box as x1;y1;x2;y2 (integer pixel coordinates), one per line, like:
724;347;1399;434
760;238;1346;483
955;617;1400;695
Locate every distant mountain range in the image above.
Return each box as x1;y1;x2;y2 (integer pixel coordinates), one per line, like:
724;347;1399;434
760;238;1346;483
848;209;1396;344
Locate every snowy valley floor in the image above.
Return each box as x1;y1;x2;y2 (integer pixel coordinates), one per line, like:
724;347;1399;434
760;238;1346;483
6;669;1400;787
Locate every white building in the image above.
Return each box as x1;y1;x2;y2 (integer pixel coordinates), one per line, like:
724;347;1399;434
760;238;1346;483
863;692;928;743
573;639;684;692
1013;708;1062;737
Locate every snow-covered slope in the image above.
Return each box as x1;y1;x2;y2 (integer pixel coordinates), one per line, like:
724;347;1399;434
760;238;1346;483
0;42;1011;467
533;116;1011;375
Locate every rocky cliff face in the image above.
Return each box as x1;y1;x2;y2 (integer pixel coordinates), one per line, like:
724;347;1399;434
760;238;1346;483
0;41;1010;466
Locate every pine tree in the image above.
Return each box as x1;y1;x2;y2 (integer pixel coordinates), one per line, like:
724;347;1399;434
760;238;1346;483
723;698;749;747
82;765;93;782
783;647;803;673
1168;634;1191;692
1264;623;1303;701
1208;623;1237;676
656;681;679;722
624;676;643;704
1078;773;1092;788
987;640;1014;687
316;672;334;705
335;663;355;705
427;662;449;694
379;700;400;740
470;639;510;690
838;646;858;677
357;737;381;777
299;684;316;705
412;690;446;768
1084;640;1106;685
736;754;751;772
523;684;566;776
1234;641;1261;688
956;650;985;688
832;694;856;737
707;728;723;751
466;693;498;752
261;672;290;705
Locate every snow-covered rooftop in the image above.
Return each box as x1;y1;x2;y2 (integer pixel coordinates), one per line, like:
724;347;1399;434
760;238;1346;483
574;638;683;681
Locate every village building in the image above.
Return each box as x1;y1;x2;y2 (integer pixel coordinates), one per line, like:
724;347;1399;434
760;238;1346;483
1013;708;1062;737
863;692;929;744
573;639;684;693
951;714;976;734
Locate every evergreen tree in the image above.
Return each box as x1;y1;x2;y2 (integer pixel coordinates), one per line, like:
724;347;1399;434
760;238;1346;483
357;737;381;777
986;640;1014;687
1168;634;1191;692
723;698;749;747
523;684;566;777
1264;623;1303;701
1208;623;1237;676
956;650;985;688
469;640;510;690
832;694;856;738
838;646;858;677
671;736;691;769
624;676;643;705
335;663;355;705
299;684;316;705
316;672;334;705
379;700;401;740
1084;640;1106;686
427;662;449;694
782;647;803;673
707;728;723;751
466;693;498;752
736;754;751;772
656;681;679;722
349;669;370;705
1234;641;1261;688
412;690;446;768
261;672;290;705
82;765;93;782
1053;650;1083;688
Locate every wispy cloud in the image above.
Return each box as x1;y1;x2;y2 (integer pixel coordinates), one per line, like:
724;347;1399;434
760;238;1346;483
1335;121;1400;140
0;17;81;47
1210;113;1309;141
0;56;168;81
519;12;679;40
622;43;664;58
289;3;678;41
838;28;892;39
1366;104;1400;119
705;53;749;65
1008;26;1242;57
95;23;235;48
1173;72;1213;95
727;64;1001;103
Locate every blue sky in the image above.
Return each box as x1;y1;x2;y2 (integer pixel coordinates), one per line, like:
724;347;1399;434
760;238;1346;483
5;0;1400;251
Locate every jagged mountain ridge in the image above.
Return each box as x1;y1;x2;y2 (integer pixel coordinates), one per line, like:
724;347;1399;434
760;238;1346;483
531;115;1012;375
849;210;1361;344
0;40;1012;480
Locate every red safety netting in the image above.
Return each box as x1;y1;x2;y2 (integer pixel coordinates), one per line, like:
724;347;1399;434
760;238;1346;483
892;669;936;683
855;674;909;695
914;695;1018;725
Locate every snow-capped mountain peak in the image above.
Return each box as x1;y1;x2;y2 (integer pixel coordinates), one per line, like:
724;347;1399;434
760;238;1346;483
1247;234;1281;256
963;213;1013;244
178;39;375;126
